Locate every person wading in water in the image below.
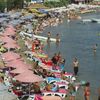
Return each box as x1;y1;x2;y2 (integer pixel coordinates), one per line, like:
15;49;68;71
72;57;79;76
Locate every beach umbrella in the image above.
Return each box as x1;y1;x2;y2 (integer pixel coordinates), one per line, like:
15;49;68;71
21;14;34;20
6;25;16;31
4;29;16;36
38;9;48;14
3;43;20;49
1;52;20;61
14;71;43;83
0;13;10;17
10;12;22;19
0;18;9;23
9;20;24;26
0;36;16;43
41;96;62;100
10;66;30;74
5;60;32;69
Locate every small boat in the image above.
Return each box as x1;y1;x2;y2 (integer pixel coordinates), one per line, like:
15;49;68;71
82;19;91;23
19;31;60;42
91;18;100;23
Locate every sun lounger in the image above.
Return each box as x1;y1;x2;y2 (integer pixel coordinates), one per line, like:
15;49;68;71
42;89;68;98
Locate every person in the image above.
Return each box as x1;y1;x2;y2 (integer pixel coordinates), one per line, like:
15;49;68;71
59;58;65;71
56;33;60;43
47;37;50;44
51;53;58;70
72;57;79;76
47;32;51;38
84;82;90;100
93;44;98;54
68;84;76;100
98;87;100;100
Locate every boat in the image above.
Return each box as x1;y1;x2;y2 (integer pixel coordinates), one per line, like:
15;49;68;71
80;9;96;14
91;18;100;23
19;31;60;42
82;19;91;23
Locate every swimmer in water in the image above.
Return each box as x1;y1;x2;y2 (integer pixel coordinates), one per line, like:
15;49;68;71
56;33;60;43
93;44;97;54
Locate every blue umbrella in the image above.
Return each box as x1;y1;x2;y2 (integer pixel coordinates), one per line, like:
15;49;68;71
38;9;48;14
0;18;9;23
10;12;22;19
9;19;24;26
21;14;34;20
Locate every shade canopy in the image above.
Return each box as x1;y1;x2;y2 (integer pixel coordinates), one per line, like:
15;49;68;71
6;60;32;69
10;67;29;74
14;71;43;83
3;43;19;49
1;52;20;61
1;36;16;44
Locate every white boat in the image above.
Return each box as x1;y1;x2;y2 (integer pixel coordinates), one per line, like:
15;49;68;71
82;19;91;23
19;31;60;42
91;18;100;23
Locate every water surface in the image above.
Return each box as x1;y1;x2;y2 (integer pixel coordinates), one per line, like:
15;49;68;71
41;12;100;99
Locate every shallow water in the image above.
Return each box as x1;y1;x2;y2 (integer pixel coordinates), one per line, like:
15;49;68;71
41;12;100;100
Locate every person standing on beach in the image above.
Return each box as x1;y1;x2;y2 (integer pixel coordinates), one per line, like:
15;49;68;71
84;82;90;100
72;57;79;76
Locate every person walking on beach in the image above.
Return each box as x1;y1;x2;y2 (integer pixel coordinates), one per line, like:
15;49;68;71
72;57;79;76
84;82;90;100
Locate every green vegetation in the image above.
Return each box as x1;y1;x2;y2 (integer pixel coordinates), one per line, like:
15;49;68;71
44;0;69;8
0;0;31;12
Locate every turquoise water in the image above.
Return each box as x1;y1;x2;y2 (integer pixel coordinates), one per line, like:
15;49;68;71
41;12;100;99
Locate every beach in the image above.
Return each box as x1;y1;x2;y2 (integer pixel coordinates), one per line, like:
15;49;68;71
0;3;100;100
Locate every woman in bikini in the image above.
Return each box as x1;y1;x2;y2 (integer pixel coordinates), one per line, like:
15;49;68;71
84;82;90;100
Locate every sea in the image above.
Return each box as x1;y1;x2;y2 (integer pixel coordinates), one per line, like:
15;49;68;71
41;12;100;100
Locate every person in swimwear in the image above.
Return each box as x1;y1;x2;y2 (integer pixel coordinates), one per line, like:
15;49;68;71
84;82;90;100
72;57;79;76
93;44;97;54
56;33;60;43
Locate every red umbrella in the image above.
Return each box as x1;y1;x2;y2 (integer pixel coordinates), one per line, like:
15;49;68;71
3;43;20;49
1;52;20;61
1;36;16;43
14;71;43;83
